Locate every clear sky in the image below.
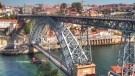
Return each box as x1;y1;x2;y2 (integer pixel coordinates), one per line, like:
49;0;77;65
1;0;135;6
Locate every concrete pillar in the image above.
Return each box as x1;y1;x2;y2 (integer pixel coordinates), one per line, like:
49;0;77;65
73;63;96;76
91;40;93;45
96;40;98;45
103;39;105;44
94;40;96;45
92;40;94;45
98;40;100;45
101;39;102;44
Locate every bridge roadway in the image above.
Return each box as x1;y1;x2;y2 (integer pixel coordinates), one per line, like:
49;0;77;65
32;44;69;75
17;14;135;32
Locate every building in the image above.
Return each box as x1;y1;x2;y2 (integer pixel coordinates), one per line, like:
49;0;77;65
21;5;33;14
53;4;61;8
0;19;17;29
88;10;98;16
69;8;78;16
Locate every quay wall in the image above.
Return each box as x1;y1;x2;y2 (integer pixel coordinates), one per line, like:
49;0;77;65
41;37;123;50
1;37;134;55
84;38;121;46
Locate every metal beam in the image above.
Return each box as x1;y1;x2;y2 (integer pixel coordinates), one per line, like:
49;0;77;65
29;17;90;75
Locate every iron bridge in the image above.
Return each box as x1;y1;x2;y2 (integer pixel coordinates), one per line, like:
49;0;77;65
17;14;135;76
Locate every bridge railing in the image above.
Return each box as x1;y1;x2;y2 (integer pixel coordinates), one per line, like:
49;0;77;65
17;14;135;20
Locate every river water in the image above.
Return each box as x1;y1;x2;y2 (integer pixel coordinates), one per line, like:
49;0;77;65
0;44;119;76
51;44;120;75
0;53;66;76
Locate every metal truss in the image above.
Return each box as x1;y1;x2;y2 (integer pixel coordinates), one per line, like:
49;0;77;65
29;17;89;75
56;17;135;32
116;32;135;76
17;15;135;32
79;25;92;62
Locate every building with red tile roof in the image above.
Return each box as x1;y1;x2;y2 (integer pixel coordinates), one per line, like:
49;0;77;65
42;5;52;10
88;10;98;16
54;4;61;8
0;19;18;28
69;8;78;15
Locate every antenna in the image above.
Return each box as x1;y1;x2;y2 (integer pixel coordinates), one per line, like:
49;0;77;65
81;0;85;6
81;0;86;12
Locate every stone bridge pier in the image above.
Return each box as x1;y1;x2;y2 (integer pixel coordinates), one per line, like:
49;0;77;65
73;63;96;76
28;45;38;54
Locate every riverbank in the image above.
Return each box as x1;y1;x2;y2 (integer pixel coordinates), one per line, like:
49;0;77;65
1;35;133;55
1;47;39;55
40;37;123;50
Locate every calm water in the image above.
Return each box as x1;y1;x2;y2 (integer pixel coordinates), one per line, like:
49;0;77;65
0;44;119;76
52;44;120;75
91;44;119;75
0;53;66;76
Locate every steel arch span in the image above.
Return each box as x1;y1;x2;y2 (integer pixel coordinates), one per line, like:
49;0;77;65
29;17;90;74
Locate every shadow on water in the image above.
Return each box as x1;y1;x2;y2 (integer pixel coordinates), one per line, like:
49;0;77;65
0;54;37;76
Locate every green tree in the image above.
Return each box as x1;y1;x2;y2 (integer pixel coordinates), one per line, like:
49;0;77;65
24;21;31;34
10;14;16;19
71;2;82;14
60;3;67;14
36;62;62;76
4;14;9;19
0;3;2;8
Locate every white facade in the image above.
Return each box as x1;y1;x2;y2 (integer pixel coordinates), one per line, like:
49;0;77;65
22;6;33;14
0;20;17;28
0;22;11;28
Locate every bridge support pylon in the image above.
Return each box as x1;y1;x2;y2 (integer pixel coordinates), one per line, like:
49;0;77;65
73;63;96;76
28;45;38;54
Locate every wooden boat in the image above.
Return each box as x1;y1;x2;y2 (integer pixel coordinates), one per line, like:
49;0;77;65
30;58;46;64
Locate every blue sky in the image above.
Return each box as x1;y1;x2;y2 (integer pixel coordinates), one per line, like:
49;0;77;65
1;0;135;6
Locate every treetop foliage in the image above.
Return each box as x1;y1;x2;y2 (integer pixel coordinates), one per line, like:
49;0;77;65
0;3;2;8
24;21;31;34
71;2;82;14
60;3;67;9
36;62;62;76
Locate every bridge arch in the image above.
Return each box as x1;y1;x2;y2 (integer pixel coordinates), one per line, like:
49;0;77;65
29;17;90;74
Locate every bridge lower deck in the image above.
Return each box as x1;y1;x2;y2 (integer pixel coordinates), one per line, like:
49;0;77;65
33;45;68;75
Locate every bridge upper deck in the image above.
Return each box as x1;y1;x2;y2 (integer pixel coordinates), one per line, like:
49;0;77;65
17;14;135;21
17;14;135;32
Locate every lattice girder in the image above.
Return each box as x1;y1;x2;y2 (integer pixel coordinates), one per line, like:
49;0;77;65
116;32;135;76
29;17;89;75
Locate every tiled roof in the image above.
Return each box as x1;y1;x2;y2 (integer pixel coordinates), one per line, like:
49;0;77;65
42;6;52;9
0;19;18;24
